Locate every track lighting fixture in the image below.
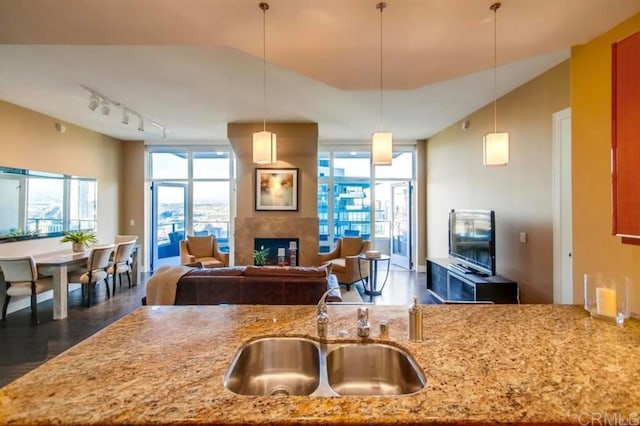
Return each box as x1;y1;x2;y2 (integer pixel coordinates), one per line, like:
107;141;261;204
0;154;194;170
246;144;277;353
82;85;167;140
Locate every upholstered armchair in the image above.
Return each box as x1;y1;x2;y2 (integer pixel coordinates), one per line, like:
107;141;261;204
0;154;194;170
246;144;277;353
318;237;371;290
179;235;229;268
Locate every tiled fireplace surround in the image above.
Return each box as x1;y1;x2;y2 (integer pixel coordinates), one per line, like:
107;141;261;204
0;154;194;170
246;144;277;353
234;217;320;267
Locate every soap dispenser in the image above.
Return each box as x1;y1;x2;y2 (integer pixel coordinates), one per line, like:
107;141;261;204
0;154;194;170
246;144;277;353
408;296;423;342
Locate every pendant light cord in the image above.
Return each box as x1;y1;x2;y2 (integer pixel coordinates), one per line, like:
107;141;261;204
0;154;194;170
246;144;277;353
491;2;501;134
377;2;386;130
260;2;268;132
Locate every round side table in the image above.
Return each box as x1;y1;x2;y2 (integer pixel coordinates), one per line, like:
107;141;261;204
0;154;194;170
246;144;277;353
357;253;391;296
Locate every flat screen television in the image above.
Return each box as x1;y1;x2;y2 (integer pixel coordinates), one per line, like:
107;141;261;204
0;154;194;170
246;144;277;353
448;209;496;276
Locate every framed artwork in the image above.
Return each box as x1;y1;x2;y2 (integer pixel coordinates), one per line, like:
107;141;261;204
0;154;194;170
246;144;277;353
255;168;298;211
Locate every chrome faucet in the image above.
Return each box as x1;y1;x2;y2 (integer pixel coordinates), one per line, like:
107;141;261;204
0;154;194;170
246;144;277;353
317;289;332;339
356;307;370;338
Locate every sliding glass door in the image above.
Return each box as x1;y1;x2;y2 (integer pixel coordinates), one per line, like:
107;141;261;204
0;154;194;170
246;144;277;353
151;182;187;270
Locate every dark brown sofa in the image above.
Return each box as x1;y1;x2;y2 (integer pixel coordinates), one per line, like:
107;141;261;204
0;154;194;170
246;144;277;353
172;265;341;305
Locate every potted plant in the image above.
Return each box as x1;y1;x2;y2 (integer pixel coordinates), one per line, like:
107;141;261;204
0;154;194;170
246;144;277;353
253;246;269;266
61;230;98;252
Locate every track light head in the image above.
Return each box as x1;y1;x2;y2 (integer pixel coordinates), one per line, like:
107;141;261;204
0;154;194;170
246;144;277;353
137;117;144;132
122;109;129;125
88;94;99;111
100;101;110;115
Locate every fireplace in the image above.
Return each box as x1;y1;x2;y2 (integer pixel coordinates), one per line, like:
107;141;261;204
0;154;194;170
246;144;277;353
235;217;318;266
254;238;299;266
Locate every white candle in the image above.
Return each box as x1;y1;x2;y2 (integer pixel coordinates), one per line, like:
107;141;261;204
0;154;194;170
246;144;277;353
596;287;617;317
277;248;285;257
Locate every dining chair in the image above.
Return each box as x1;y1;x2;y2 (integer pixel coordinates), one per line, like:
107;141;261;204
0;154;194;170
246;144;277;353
107;240;136;294
67;244;115;307
114;235;137;270
0;256;54;324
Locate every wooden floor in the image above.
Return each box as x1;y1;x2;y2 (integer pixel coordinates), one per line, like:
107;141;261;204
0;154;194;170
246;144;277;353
0;269;434;388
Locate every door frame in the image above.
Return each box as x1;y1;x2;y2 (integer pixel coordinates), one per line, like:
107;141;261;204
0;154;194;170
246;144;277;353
390;181;413;269
552;108;573;304
150;182;188;272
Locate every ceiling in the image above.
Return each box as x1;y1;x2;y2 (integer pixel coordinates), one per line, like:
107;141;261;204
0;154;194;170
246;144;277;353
0;0;639;143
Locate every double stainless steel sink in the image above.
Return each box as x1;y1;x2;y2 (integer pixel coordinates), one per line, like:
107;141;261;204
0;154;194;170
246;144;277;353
224;336;425;397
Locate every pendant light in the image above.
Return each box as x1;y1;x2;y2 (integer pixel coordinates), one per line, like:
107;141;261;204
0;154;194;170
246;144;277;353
253;2;277;164
483;2;509;166
372;2;392;166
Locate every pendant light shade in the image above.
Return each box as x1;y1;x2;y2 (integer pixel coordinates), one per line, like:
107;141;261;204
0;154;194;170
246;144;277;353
253;130;277;164
483;132;509;166
372;2;392;166
253;2;277;164
372;132;393;165
483;2;509;167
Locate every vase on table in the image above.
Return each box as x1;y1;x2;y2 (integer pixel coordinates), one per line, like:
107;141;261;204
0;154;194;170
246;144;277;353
72;243;87;253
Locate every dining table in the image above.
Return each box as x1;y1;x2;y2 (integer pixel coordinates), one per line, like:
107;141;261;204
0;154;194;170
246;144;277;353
34;246;138;320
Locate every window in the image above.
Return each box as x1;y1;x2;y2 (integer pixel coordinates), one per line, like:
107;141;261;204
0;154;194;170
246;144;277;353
374;151;414;179
318;147;416;269
150;152;188;179
0;167;97;242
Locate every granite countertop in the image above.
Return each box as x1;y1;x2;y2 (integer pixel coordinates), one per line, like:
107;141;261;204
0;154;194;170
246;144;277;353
1;304;639;425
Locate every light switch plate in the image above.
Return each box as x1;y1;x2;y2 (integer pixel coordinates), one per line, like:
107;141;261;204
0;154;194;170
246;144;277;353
520;232;527;243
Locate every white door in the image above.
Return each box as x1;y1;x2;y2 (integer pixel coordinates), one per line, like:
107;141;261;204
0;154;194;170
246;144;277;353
552;108;573;304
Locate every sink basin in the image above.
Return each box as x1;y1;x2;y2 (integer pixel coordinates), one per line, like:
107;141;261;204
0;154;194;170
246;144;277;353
225;337;425;397
224;337;320;396
326;343;425;396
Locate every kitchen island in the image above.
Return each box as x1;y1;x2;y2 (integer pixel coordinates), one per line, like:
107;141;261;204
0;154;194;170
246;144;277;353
0;304;638;425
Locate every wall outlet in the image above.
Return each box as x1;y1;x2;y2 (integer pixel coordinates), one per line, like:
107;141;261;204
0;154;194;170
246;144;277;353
520;232;527;243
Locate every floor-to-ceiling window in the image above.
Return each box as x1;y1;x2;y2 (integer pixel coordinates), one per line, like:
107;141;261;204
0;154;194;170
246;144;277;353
318;147;416;269
148;147;235;270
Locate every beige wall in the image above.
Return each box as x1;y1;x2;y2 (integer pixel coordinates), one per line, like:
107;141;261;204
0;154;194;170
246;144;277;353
0;100;123;256
426;61;570;303
120;141;146;265
571;13;640;315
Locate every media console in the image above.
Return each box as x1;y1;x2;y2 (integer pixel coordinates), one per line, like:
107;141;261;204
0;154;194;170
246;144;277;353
427;258;519;304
